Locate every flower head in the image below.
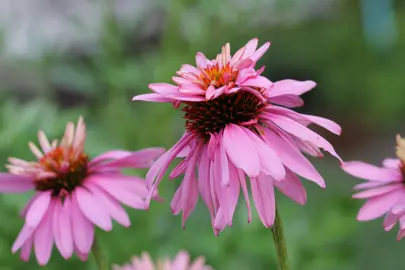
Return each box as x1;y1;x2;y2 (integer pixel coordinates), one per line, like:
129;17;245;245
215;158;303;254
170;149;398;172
0;117;164;265
134;38;341;234
112;251;212;270
343;135;405;240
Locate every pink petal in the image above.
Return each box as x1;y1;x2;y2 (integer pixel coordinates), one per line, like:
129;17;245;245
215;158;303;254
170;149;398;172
148;83;179;95
274;169;307;205
71;193;94;254
25;191;52;228
251;174;275;227
267;114;342;162
205;85;216;100
238;169;252;223
353;184;404;199
178;64;200;75
207;133;217;160
197;147;215;220
0;173;34;193
75;187;112;231
179;84;206;95
196;52;210;68
181;147;200;227
234;58;254;70
132;93;173;102
215;163;240;227
87;174;148;198
243;127;285;180
262;128;325;187
265;106;341;135
171;183;183;215
269;79;316;97
270;95;304;108
300;114;342;135
383;158;401;169
242;38;258;58
342;161;402;182
34;200;54;266
91;147;165;169
223;124;260;177
241;76;272;89
53;200;73;259
12;224;35;253
172;76;190;85
172;251;190;269
235;68;256;85
354;181;388;190
85;182;130;227
170;159;188;179
250;42;271;63
146;133;196;195
357;190;405;221
218;141;230;186
20;236;33;261
383;211;398;231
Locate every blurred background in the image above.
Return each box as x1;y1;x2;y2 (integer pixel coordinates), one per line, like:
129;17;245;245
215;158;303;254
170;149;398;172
0;0;404;269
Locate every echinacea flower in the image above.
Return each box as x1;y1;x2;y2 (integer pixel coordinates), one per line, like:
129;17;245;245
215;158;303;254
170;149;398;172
0;117;164;265
112;250;212;270
343;135;405;240
134;38;341;234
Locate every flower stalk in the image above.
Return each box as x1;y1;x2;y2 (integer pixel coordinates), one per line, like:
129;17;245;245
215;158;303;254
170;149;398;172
91;237;109;270
271;207;289;270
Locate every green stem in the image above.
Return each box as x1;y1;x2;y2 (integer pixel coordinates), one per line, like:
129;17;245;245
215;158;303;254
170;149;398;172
271;207;290;270
91;237;108;270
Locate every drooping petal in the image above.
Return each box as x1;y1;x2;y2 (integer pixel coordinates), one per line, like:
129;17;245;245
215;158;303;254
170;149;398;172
0;173;34;193
85;182;131;227
382;158;401;169
71;192;94;254
352;184;404;199
132;93;173;102
269;79;316;97
25;191;52;228
274;169;307;205
223;124;260;177
270;95;304;108
266;114;342;162
357;190;405;221
12;224;35;253
250;174;275;227
34;200;54;266
241;76;272;89
75;187;113;231
243;127;285;181
250;42;271;63
53;199;74;259
342;161;402;182
262;128;325;187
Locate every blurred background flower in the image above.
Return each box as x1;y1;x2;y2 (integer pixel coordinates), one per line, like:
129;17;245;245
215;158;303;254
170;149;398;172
0;0;404;269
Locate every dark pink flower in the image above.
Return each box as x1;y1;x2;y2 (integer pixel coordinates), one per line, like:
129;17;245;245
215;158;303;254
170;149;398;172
343;135;405;240
112;250;212;270
0;117;164;265
134;38;341;234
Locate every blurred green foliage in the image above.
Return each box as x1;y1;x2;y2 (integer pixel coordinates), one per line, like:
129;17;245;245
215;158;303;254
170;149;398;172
0;0;405;269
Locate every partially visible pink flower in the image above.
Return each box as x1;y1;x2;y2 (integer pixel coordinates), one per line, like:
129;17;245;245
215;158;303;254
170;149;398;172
343;135;405;240
0;117;164;265
112;251;213;270
133;38;342;234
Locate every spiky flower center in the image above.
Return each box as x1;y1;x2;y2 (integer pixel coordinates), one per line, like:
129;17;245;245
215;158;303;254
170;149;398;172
35;147;89;197
183;91;265;138
198;63;238;89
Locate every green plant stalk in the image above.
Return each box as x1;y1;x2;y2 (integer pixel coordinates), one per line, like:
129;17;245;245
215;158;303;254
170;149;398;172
271;207;290;270
91;237;109;270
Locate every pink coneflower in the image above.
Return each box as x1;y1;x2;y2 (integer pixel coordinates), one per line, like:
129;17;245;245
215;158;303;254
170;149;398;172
0;117;164;265
112;251;212;270
133;38;341;234
343;135;405;240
